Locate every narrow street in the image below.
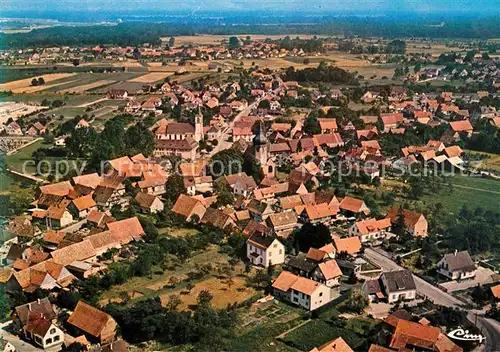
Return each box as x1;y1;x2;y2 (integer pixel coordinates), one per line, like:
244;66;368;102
208;99;260;157
364;248;500;352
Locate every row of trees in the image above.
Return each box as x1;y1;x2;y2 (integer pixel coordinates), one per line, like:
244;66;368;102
283;62;358;85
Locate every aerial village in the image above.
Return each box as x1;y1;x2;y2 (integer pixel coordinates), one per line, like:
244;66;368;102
0;33;499;352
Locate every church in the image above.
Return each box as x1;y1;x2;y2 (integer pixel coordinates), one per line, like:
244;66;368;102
152;111;204;160
248;122;276;179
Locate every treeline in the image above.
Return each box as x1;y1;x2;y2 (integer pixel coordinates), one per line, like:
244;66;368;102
268;36;325;53
4;17;500;49
283;62;358;85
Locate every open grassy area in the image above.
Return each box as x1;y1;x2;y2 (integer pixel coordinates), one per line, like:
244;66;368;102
99;245;246;305
1;93;103;106
158;227;200;238
5;139;45;174
160;276;257;310
421;175;500;213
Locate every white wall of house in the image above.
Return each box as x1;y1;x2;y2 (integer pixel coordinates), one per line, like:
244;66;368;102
246;239;285;267
386;289;416;303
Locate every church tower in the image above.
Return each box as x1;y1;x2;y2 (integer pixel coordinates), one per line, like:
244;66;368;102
194;107;204;142
253;121;268;165
253;121;274;178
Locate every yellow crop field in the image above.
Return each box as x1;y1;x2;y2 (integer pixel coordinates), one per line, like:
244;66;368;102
11;79;80;94
129;72;174;83
0;73;76;92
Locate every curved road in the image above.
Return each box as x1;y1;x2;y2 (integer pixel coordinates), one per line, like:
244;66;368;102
364;248;500;352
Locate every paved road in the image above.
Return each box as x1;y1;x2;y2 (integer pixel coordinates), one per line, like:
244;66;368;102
364;248;500;352
208;99;260;157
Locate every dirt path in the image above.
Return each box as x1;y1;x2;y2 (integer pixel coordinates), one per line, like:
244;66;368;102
76;97;108;107
453;184;500;195
276;319;311;339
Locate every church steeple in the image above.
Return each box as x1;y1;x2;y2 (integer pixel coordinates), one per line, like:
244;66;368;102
194;106;203;142
253;121;268;146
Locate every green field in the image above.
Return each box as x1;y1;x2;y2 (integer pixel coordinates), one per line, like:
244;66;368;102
280;317;377;351
421;175;500;213
50;106;88;119
5;140;45;174
0;93;102;105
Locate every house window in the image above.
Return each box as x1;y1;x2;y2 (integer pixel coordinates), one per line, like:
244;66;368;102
392;294;396;300
319;292;323;297
50;328;56;334
45;338;52;345
269;251;272;257
54;335;60;342
279;249;283;255
273;243;278;248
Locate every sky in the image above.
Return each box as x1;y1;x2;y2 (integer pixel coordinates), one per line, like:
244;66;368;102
2;0;499;15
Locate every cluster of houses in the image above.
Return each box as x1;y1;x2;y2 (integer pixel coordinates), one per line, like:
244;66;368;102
5;296;126;351
1;38;315;66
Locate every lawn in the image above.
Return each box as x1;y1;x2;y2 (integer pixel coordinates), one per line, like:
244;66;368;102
50;106;87;119
99;245;240;305
381;174;500;213
5;139;45;174
421;175;500;213
158;227;200;238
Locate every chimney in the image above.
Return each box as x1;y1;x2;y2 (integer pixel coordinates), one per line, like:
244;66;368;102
37;298;41;304
454;249;458;256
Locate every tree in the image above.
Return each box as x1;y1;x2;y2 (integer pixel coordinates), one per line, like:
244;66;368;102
168;36;175;48
293;223;331;252
197;290;213;307
228;36;241;49
164;174;187;204
210;149;244;176
393;207;407;238
303;58;310;65
165;294;182;311
38;77;45;85
343;289;368;314
124;124;155;156
386;40;406;54
66;126;97;158
215;182;234;207
258;99;271;109
303;113;321;135
168;276;180;288
31;78;39;86
0;287;11;320
139;218;159;242
72;58;80;66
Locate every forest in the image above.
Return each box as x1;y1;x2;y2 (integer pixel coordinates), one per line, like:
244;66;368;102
3;16;500;49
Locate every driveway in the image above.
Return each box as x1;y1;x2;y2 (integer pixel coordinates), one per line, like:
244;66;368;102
441;267;496;293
